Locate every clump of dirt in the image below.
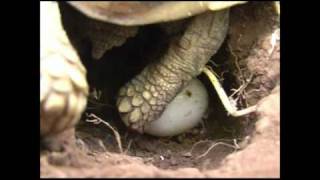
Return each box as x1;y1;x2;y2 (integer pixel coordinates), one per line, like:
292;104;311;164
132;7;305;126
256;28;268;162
41;2;280;178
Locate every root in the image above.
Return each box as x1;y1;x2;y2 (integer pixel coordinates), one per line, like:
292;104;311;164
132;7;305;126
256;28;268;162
229;74;253;99
202;66;257;117
185;136;250;158
85;113;123;153
196;141;238;159
124;139;133;154
183;139;212;157
227;42;253;108
228;43;244;80
193;137;251;160
208;59;222;68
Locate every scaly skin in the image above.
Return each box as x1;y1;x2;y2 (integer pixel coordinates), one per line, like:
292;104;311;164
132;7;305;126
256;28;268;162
117;10;229;133
40;2;88;147
58;2;138;60
49;1;229;133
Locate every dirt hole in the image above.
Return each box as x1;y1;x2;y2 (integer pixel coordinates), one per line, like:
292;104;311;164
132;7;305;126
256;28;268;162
41;2;280;177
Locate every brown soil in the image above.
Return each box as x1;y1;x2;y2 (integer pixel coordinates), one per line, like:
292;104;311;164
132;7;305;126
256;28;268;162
40;2;280;178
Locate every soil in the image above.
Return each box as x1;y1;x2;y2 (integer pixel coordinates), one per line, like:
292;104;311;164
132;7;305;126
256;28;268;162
40;2;280;178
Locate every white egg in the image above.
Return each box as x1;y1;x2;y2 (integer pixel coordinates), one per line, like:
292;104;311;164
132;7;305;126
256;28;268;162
144;78;209;137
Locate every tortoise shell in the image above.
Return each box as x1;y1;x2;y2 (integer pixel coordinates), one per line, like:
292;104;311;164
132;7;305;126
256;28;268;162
68;1;246;26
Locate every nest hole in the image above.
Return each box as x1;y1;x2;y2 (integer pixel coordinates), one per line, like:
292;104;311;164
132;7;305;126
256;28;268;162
56;1;279;172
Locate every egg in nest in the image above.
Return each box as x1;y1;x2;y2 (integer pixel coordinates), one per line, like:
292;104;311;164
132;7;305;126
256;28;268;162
144;78;209;137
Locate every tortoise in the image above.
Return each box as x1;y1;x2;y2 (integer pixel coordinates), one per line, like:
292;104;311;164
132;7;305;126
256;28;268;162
40;1;247;148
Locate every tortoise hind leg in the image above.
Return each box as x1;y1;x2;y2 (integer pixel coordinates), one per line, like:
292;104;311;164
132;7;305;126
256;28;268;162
40;2;88;151
117;10;229;133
